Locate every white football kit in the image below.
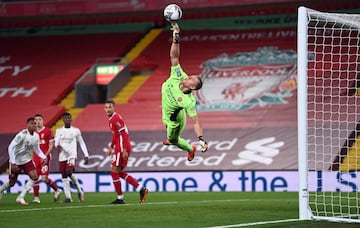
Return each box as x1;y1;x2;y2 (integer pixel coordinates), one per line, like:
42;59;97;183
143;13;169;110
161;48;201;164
54;126;89;162
8;129;46;165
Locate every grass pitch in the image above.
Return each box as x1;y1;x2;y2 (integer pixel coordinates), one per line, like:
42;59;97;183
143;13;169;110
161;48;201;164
0;191;359;228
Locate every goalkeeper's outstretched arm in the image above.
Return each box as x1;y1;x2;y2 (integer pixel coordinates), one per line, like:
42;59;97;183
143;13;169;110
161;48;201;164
170;22;180;66
189;115;208;153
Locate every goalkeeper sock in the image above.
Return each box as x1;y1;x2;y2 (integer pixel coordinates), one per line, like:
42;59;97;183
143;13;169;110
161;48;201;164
175;137;192;152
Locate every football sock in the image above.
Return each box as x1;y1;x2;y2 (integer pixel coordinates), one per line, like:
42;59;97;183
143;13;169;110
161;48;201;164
111;171;122;195
175;137;192;152
136;185;142;192
33;181;40;197
46;178;58;191
117;195;124;200
70;174;82;193
0;181;10;193
19;179;36;198
119;171;139;188
62;178;71;199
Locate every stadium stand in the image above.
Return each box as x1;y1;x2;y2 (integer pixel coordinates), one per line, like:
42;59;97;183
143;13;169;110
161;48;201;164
0;28;150;134
0;23;152;171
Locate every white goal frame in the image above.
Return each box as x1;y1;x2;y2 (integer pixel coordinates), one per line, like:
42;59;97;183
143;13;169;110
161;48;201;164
297;6;360;223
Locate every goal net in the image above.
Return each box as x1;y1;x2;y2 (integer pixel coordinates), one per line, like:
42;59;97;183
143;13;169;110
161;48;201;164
297;7;360;223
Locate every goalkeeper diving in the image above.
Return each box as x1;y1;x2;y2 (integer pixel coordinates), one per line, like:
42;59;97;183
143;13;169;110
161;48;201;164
161;22;208;161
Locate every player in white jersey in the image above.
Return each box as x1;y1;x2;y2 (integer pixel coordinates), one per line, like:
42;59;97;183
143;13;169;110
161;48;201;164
0;117;47;205
54;112;89;203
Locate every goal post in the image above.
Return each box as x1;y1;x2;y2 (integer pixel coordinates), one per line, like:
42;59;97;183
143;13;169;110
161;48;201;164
297;6;310;221
297;6;360;223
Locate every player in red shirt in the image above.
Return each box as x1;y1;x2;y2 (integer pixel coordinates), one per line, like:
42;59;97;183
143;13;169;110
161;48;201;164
32;114;62;203
104;99;148;204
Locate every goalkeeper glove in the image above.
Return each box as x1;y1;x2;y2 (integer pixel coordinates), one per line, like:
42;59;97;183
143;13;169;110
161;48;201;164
198;136;208;153
170;22;180;43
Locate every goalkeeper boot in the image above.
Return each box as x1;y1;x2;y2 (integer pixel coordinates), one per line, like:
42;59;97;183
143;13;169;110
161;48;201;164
187;145;196;161
139;187;149;204
163;139;171;145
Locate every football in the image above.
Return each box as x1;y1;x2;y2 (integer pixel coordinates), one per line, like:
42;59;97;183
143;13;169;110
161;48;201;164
163;4;182;21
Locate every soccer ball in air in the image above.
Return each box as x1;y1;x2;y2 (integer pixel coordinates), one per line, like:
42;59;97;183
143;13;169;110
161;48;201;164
163;4;182;21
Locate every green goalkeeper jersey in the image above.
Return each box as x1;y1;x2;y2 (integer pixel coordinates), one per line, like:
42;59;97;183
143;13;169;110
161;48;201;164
161;64;197;124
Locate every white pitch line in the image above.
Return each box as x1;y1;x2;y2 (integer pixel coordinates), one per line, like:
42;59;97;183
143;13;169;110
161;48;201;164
205;219;300;228
0;198;296;215
0;201;176;213
0;199;253;213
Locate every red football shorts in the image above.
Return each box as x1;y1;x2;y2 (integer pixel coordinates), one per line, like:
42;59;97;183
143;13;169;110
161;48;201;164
34;155;51;176
111;151;130;168
59;158;76;174
9;160;36;183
